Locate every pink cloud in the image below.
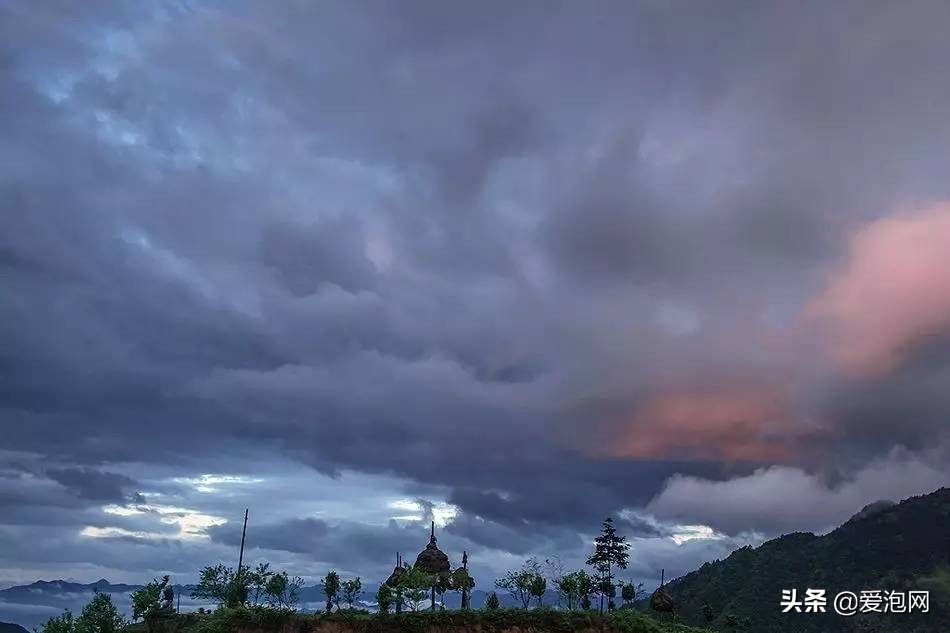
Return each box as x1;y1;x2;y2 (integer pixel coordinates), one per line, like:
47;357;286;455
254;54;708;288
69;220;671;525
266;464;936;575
603;387;792;462
806;203;950;376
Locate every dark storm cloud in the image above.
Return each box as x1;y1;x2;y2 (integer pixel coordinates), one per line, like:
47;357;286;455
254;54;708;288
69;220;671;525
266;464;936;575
0;472;88;516
445;512;585;555
208;518;331;556
45;468;139;502
442;456;727;532
539;130;687;284
3;0;950;587
258;217;378;297
207;516;436;577
814;338;950;464
0;464;137;519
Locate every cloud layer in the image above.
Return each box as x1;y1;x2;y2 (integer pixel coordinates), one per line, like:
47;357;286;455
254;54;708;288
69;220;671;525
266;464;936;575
1;0;950;596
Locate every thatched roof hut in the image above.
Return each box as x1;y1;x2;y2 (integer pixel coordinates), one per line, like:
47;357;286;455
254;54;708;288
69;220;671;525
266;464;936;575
384;553;406;588
414;521;451;578
650;586;674;612
650;569;674;613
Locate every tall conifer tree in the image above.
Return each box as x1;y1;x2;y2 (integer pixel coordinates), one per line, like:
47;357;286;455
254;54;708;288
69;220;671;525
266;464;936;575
586;517;630;613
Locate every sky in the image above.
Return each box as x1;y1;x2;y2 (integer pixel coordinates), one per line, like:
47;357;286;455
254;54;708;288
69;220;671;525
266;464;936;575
2;0;950;603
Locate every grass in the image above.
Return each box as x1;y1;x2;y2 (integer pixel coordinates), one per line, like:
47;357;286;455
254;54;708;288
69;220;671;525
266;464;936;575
126;607;711;633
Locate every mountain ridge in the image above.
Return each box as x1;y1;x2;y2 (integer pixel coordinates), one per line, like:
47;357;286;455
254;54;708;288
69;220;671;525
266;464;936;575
659;486;950;632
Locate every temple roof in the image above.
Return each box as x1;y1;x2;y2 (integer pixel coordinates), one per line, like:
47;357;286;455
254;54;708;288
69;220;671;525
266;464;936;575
414;521;450;576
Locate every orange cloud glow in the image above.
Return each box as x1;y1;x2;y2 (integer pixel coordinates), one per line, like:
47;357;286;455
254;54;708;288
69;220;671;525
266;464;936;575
604;388;791;462
806;203;950;377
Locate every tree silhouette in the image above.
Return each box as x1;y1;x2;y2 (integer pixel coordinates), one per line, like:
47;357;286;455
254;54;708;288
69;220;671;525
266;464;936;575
530;574;547;607
376;584;394;614
496;558;542;610
75;592;124;633
131;576;174;632
341;577;362;609
586;517;630;613
321;571;340;613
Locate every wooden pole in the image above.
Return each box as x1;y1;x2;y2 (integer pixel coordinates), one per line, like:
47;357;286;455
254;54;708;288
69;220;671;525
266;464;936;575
430;521;437;611
461;551;469;610
237;509;249;572
396;552;403;614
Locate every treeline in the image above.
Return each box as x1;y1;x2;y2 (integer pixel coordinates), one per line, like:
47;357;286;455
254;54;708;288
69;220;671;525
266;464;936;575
38;516;647;633
492;518;643;613
493;558;644;611
37;576;183;633
37;593;125;633
183;563;466;614
189;563;305;610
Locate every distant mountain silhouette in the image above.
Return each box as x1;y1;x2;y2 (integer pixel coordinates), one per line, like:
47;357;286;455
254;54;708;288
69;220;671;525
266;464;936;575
658;487;950;632
0;622;29;633
0;580;187;631
0;575;531;630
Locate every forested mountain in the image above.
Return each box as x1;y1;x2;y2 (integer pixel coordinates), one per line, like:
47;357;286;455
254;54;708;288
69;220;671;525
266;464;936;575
663;487;950;632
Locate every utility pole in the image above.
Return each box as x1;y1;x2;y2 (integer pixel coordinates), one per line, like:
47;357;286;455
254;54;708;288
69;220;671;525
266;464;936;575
237;508;249;573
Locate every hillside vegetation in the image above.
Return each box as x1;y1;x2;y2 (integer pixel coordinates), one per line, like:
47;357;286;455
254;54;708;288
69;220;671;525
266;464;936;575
663;487;950;632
